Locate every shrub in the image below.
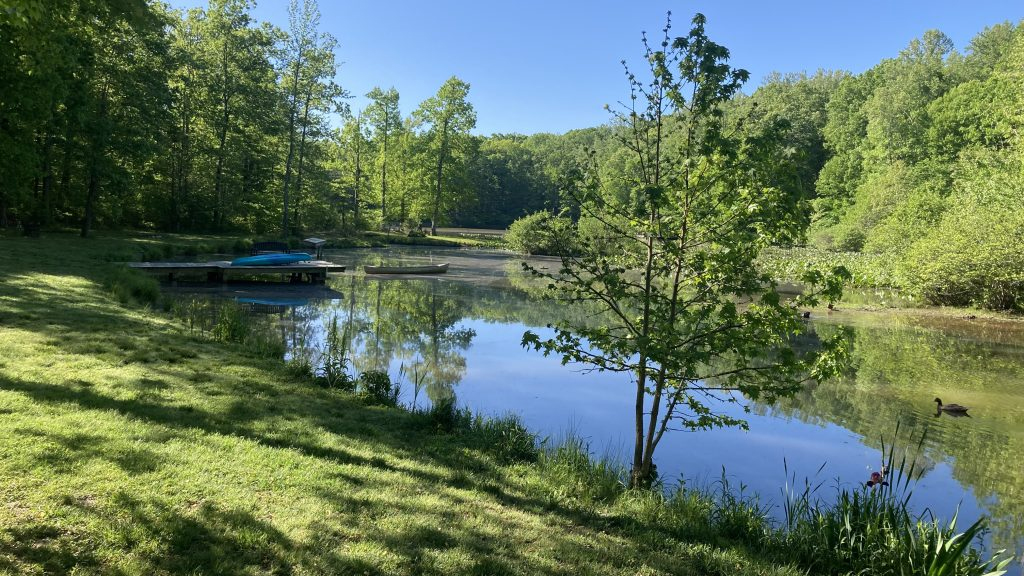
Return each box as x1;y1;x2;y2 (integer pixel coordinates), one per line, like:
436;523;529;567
358;370;398;406
833;225;866;252
423;395;472;433
232;238;253;254
470;414;538;464
902;148;1024;311
505;211;575;255
104;266;161;307
576;214;622;256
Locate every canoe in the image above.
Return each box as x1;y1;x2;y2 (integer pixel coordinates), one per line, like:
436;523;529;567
230;253;313;266
364;263;449;275
236;297;310;307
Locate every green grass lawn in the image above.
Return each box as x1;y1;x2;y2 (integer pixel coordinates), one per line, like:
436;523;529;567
0;232;796;575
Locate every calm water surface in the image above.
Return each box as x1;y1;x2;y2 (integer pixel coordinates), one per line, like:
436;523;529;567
184;246;1024;570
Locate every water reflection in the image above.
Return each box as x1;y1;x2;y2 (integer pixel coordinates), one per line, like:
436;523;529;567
174;247;1024;568
759;315;1024;558
346;277;475;405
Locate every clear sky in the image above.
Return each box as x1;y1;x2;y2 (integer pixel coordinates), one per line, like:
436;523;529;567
168;0;1022;136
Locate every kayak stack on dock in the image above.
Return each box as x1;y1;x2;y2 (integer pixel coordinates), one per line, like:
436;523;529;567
230;253;314;266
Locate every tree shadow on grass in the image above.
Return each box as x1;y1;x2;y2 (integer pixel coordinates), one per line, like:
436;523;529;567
0;373;794;575
18;427;164;476
0;521;105;576
0;375;385;472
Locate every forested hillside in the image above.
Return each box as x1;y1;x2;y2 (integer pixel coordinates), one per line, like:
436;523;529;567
2;1;1021;308
806;26;1024;310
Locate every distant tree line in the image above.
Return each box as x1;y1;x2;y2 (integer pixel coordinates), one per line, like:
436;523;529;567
0;0;615;237
2;2;1021;308
741;23;1024;310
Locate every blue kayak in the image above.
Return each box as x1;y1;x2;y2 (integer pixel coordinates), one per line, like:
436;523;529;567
230;253;313;266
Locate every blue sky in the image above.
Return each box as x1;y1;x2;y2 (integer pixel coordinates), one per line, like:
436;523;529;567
169;0;1022;136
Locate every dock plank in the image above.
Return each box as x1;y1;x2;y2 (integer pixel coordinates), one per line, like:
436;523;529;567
128;260;345;284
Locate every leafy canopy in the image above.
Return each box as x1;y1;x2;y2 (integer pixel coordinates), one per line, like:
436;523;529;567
522;13;849;488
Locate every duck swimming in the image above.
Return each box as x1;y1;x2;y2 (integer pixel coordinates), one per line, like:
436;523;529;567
934;398;969;413
866;467;889;488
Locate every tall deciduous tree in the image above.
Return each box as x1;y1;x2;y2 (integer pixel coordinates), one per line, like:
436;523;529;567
281;0;343;235
336;112;371;227
365;87;402;227
201;0;278;230
76;4;171;237
163;0;279;233
461;135;551;228
413;76;476;235
522;13;848;488
741;70;847;201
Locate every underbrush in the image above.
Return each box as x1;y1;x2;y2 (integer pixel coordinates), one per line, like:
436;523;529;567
761;244;1024;313
759;245;901;288
362;231;464;247
103;266;162;307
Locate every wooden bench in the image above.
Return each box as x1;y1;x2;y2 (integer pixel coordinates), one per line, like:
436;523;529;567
251;241;290;255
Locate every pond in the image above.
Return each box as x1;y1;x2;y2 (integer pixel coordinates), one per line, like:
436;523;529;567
176;246;1024;571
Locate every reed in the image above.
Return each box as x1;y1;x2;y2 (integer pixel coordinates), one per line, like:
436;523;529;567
770;424;1011;575
315;314;355;391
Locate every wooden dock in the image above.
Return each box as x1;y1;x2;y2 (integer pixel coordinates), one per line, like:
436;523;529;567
128;260;346;284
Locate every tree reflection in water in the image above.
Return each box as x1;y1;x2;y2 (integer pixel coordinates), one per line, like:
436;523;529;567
757;317;1024;555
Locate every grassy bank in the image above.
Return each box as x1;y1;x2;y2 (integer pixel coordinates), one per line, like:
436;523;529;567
0;232;1007;575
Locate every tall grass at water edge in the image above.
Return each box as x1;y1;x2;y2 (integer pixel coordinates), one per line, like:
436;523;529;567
525;427;1012;576
775;426;1012;576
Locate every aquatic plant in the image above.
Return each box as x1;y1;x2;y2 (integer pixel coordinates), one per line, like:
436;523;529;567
469;414;538;465
316;315;354;391
536;435;627;506
421;395;472;433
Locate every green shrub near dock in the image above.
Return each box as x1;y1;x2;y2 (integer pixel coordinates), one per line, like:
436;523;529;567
0;232;1009;575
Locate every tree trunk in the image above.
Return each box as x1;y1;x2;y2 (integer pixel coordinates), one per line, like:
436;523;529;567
169;165;179;232
57;117;74;226
432;118;448;236
398;135;408;223
41;122;56;226
213;113;228;230
630;210;659;488
380;110;389;227
293;87;314;233
174;54;196;233
353;127;362;223
82;153;101;238
282;53;303;236
81;82;110;238
213;46;230;231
